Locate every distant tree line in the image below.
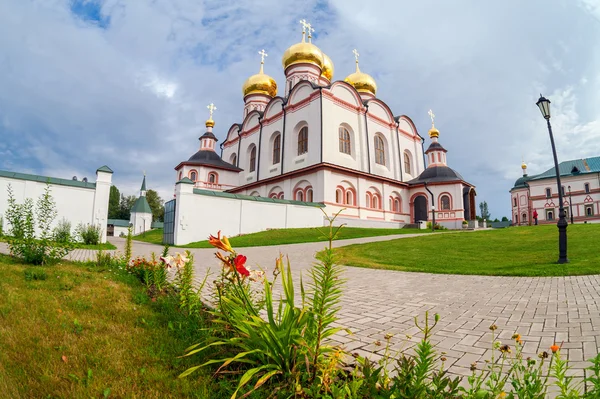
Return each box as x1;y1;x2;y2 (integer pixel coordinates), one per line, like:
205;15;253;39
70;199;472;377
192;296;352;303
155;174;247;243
108;185;164;222
477;201;509;223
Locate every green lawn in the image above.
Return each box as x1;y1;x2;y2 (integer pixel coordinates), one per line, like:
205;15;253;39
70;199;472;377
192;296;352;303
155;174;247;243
72;242;116;250
0;254;220;398
335;224;600;277
134;227;429;248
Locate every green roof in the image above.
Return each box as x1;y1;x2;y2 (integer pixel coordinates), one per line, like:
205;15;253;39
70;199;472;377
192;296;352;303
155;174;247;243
177;177;194;184
140;175;147;191
0;169;96;189
529;156;600;181
96;165;114;173
131;196;152;214
193;189;325;208
107;219;130;227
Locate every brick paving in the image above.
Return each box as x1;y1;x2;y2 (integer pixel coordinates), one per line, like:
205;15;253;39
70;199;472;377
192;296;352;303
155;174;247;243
3;233;600;383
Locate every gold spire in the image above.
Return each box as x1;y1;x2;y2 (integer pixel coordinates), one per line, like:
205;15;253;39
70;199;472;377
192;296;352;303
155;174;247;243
242;49;277;97
281;19;324;71
206;103;216;128
344;49;377;95
521;161;527;170
427;109;439;138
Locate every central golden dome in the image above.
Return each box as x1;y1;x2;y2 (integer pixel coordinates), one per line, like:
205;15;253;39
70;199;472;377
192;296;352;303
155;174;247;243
345;63;377;95
242;63;277;98
281;40;324;71
321;52;334;81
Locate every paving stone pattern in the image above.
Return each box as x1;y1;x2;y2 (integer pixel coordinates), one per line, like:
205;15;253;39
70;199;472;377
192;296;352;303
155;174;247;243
3;234;600;383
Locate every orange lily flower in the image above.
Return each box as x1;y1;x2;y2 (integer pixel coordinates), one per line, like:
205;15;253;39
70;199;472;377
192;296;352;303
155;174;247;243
234;254;250;277
550;344;560;353
208;231;234;253
215;252;234;272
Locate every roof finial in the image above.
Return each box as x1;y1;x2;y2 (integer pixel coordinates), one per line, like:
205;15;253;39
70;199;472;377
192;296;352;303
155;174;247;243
306;21;315;43
352;48;360;72
299;19;310;43
427;109;439;139
428;109;435;128
206;103;217;128
258;49;268;74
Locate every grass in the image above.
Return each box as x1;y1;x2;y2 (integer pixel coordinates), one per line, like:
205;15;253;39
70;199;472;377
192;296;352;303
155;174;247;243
134;227;429;248
0;254;222;398
335;223;600;276
0;237;116;250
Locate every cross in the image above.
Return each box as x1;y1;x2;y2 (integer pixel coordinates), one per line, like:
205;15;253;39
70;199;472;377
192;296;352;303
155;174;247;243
180;216;188;231
299;19;310;40
207;103;217;119
258;49;268;64
428;109;435;126
306;21;315;41
352;49;360;63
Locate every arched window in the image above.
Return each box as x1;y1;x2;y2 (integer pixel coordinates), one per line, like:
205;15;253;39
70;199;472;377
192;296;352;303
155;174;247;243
178;171;182;180
374;136;385;165
513;198;517;207
373;195;379;209
278;193;284;199
366;193;372;208
394;198;400;212
190;171;197;181
389;198;393;210
404;152;411;174
298;126;308;155
230;153;237;167
208;172;218;184
345;190;353;206
339;127;351;155
440;195;451;210
249;146;257;172
306;188;313;202
336;189;343;204
272;134;281;164
296;190;304;201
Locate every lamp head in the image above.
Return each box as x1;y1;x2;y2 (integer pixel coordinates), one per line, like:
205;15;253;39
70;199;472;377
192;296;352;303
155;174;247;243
536;94;551;120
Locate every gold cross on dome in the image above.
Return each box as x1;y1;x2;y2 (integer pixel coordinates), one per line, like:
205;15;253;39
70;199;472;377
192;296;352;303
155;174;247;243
207;103;217;119
299;19;310;40
258;49;268;64
306;21;315;41
428;109;435;127
352;48;360;63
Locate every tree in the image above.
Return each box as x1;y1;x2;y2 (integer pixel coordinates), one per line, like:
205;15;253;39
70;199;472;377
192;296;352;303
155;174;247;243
146;189;165;222
479;201;491;221
501;216;509;222
117;194;137;220
108;185;120;219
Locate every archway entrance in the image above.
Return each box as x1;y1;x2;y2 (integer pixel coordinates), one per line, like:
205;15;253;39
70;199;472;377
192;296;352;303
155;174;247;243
463;187;477;220
413;195;427;223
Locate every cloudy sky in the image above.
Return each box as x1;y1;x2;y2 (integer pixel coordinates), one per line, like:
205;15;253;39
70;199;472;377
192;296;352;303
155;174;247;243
1;0;599;218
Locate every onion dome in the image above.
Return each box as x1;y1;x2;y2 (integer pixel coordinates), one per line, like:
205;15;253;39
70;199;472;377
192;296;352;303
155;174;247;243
344;49;377;95
427;109;439;138
282;20;324;72
321;52;334;81
242;50;277;97
521;162;527;170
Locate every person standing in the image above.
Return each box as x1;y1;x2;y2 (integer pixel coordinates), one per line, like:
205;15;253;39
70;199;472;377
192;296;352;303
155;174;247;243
533;209;538;225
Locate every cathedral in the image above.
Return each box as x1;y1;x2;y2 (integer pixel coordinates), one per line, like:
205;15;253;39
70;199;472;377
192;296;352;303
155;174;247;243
174;20;476;229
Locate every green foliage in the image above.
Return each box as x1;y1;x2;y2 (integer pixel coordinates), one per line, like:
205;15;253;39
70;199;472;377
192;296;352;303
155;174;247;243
24;268;47;281
426;221;447;230
75;223;101;245
53;218;72;244
0;215;4;237
108;185;121;219
171;252;207;316
124;225;133;263
127;253;168;293
501;216;509;222
5;184;73;265
479;201;491;220
146;189;165;222
117;194;137;220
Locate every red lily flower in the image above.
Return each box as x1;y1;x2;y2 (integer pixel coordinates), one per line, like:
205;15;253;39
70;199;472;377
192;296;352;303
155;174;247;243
234;254;250;277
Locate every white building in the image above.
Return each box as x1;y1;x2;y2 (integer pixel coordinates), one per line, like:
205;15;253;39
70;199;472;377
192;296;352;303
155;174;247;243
130;175;153;235
168;22;476;244
0;166;113;243
510;157;600;225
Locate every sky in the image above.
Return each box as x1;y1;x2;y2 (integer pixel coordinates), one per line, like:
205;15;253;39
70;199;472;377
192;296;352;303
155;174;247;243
1;0;599;219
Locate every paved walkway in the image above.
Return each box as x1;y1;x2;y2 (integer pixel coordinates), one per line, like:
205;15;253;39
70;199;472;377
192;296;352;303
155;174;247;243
2;234;599;381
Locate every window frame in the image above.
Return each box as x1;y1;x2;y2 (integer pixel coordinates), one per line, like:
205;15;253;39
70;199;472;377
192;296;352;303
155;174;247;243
298;126;308;155
440;195;451;210
404;152;411;174
545;188;551;198
585;183;590;194
339;127;351;155
272;134;281;164
374;136;386;165
249;146;257;172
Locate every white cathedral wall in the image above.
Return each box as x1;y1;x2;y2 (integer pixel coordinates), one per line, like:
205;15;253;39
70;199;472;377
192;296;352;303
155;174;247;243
282;98;322;174
321;97;364;172
0;169;112;243
172;182;324;245
176;165;239;191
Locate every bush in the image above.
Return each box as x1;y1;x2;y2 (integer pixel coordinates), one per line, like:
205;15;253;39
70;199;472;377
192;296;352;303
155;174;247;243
53;218;72;243
0;215;4;237
426;221;448;230
76;223;101;245
5;184;72;265
127;253;168;293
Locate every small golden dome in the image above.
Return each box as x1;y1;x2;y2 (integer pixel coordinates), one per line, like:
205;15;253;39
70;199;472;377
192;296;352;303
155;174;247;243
428;127;439;138
205;119;215;128
521;162;527;170
242;63;277;98
282;40;324;72
321;52;334;81
345;63;377;95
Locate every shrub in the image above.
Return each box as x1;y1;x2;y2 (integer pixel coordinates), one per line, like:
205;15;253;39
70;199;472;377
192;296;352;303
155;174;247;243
0;215;4;237
426;221;448;230
161;250;208;316
127;253;168;293
5;184;72;265
76;223;101;245
53;218;72;243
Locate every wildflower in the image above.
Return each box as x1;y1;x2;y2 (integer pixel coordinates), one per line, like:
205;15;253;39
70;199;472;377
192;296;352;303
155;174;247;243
208;231;234;253
499;344;511;354
440;357;447;362
215;252;234;272
249;269;265;282
160;252;188;269
551;344;560;353
470;362;477;371
374;340;382;347
384;333;393;340
489;324;498;331
512;333;523;345
234;254;250;277
538;351;549;359
497;393;506;398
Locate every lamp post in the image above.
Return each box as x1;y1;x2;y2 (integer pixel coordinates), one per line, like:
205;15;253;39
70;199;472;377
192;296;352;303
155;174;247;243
536;94;568;263
568;186;574;224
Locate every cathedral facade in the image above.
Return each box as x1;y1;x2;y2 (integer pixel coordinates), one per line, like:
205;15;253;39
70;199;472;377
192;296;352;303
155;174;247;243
174;22;476;229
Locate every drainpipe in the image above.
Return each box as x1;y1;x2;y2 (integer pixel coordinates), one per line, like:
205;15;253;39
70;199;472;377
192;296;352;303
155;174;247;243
280;100;288;175
235;126;242;167
395;120;403;181
319;87;324;163
424;181;435;232
219;142;224;158
256;114;264;180
421;137;426;172
363;103;371;173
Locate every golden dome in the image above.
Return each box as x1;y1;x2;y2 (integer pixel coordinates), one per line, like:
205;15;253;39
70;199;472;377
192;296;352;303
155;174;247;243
242;63;277;98
521;162;527;170
282;39;324;71
321;52;334;81
205;119;215;128
428;127;439;138
344;63;377;95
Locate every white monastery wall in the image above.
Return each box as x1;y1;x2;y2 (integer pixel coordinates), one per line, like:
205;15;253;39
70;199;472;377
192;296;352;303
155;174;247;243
173;181;324;245
321;96;364;172
283;97;322;174
0;168;112;243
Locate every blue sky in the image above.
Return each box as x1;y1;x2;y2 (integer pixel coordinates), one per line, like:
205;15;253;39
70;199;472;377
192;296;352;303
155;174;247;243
1;0;599;219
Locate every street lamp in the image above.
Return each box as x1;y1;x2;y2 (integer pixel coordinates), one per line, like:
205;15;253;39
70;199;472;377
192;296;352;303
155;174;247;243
568;186;574;224
536;94;568;263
